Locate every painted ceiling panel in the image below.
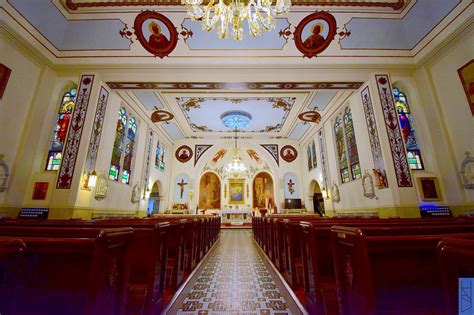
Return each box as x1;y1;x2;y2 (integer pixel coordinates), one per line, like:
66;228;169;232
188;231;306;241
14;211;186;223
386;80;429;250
134;91;164;110
341;0;460;49
288;122;311;140
308;91;336;111
9;0;130;50
162;122;185;140
182;18;290;50
176;97;296;133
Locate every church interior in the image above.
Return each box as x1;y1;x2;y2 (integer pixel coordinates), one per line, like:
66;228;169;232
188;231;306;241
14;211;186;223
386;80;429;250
0;0;473;314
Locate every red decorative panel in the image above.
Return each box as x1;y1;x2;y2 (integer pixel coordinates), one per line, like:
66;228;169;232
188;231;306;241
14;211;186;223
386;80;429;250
32;182;49;200
375;75;412;187
0;64;12;99
82;86;109;189
57;75;95;189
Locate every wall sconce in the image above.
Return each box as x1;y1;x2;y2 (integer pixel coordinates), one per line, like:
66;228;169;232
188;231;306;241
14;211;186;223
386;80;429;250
145;188;151;199
87;171;98;188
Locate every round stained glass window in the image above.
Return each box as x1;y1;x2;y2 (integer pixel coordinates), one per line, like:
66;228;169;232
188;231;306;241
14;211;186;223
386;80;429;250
220;110;252;129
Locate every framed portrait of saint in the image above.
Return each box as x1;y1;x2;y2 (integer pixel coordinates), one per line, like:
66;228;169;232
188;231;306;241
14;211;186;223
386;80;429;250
458;60;474;116
175;145;193;163
134;11;178;58
417;177;442;201
280;145;298;163
294;12;337;58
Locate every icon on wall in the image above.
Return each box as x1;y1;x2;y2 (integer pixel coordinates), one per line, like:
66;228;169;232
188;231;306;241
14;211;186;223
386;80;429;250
280;145;298;163
294;12;338;58
32;182;49;200
175;145;193;163
133;11;178;58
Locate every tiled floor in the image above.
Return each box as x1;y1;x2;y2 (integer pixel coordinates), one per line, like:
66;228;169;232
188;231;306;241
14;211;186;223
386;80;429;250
165;230;305;314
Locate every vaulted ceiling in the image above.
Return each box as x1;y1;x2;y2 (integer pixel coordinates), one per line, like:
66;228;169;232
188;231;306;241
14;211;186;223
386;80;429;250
1;0;470;142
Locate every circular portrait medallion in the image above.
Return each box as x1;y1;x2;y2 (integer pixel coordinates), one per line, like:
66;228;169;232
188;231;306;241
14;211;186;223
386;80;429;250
280;145;298;163
134;11;178;58
175;145;193;163
294;12;337;58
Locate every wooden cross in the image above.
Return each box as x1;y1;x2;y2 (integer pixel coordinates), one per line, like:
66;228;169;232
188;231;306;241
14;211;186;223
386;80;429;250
177;179;188;199
287;179;295;195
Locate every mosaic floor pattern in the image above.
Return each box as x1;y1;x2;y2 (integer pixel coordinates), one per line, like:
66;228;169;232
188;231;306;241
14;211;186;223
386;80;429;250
165;230;305;315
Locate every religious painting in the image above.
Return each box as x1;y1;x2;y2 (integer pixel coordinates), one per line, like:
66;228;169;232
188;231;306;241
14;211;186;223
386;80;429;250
253;172;274;209
195;144;213;165
280;145;298;163
284;173;300;199
175;145;193;163
418;177;441;201
0;63;12;99
199;172;221;209
32;182;49;200
212;149;227;164
229;179;245;204
133;11;178;58
458;59;474;116
294;12;337;58
247;149;261;162
174;174;190;203
155;141;166;171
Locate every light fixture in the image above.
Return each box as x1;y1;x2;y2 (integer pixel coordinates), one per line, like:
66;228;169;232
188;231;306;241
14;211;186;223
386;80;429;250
145;188;151;199
322;187;329;200
87;171;98;188
221;111;251;178
182;0;291;40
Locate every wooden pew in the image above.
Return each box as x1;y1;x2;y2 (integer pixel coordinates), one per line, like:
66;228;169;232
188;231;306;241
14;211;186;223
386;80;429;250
331;225;474;315
0;238;27;315
437;237;474;315
0;227;132;315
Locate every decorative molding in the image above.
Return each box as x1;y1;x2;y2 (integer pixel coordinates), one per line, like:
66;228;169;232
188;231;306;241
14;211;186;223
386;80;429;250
82;86;109;190
195;145;213;166
318;129;329;188
361;86;388;189
94;174;109;200
460;151;474;189
107;81;363;90
0;154;10;192
57;75;95;189
66;0;405;10
298;111;322;123
375;74;412;187
261;144;279;166
151;110;174;123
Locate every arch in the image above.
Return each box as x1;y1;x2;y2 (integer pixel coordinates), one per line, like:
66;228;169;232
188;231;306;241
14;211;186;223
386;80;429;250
252;170;275;210
309;179;325;215
198;171;221;209
147;180;162;216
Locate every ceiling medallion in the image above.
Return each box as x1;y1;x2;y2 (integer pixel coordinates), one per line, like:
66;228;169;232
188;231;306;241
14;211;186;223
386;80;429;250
182;0;291;40
175;145;193;163
151;110;174;123
220;110;252;129
298;110;322;123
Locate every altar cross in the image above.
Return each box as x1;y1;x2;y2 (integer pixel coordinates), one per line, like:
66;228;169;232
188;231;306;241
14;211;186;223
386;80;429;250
177;179;188;199
287;179;295;195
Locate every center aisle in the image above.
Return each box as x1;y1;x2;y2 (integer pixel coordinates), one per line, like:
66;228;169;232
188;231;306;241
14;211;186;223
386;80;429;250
165;229;306;314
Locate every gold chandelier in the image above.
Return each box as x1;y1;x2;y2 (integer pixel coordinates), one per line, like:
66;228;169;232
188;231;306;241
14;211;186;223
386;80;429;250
182;0;291;40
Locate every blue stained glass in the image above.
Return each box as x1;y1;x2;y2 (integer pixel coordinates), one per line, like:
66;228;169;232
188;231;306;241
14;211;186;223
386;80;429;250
220;110;252;129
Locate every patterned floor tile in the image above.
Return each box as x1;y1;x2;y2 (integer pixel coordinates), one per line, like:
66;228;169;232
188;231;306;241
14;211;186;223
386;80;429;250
165;230;305;314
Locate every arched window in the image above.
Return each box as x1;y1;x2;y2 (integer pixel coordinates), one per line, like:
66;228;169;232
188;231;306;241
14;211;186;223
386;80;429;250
334;116;350;183
109;108;137;184
121;116;137;184
45;86;77;171
393;87;424;170
343;108;362;180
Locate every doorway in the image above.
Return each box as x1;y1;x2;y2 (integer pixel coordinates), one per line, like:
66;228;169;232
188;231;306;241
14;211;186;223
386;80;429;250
147;181;161;216
310;180;325;216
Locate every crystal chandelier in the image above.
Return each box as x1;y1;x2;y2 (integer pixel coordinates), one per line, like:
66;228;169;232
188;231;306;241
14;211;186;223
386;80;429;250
182;0;291;40
220;110;251;177
224;127;248;177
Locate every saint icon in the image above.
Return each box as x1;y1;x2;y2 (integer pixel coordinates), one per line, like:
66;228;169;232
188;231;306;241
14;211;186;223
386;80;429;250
304;23;325;50
148;21;169;50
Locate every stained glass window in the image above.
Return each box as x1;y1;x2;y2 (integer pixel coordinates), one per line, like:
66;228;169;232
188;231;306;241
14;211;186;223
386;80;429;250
343;108;362;180
121;117;137;184
108;108;137;184
311;140;317;169
159;146;165;172
45;86;77;171
335;116;350;183
393;87;424;170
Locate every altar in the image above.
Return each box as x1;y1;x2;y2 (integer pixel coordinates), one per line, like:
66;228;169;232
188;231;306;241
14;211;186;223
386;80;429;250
220;209;252;225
